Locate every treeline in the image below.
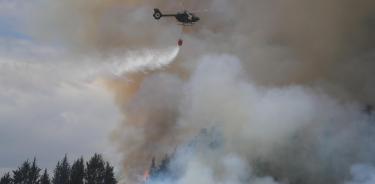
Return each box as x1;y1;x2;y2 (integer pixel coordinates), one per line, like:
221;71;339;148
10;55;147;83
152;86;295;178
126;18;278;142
144;154;176;184
0;154;116;184
148;156;171;181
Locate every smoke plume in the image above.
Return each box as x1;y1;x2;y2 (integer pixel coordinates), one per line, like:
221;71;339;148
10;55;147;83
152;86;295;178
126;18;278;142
26;0;375;184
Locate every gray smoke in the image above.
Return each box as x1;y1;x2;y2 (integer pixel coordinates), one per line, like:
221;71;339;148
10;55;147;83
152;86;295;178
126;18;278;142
24;0;375;184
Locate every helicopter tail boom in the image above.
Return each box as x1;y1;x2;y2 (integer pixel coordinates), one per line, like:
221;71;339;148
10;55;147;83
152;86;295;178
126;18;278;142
153;8;177;20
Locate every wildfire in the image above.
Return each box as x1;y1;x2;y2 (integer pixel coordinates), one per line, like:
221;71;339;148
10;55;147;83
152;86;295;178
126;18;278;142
143;169;150;183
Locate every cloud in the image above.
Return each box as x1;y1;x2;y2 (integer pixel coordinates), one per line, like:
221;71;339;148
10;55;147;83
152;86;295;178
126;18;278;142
0;45;120;171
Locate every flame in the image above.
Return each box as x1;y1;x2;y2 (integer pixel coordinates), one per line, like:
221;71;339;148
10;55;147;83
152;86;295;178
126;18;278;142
143;169;150;183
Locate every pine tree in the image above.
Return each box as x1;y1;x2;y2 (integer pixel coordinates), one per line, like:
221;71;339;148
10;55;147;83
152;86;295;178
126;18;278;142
0;173;12;184
70;157;85;184
12;158;41;184
104;162;116;184
85;154;105;184
52;161;60;184
156;155;171;178
148;155;173;180
149;158;157;177
53;155;70;184
13;160;31;184
29;158;41;184
40;169;50;184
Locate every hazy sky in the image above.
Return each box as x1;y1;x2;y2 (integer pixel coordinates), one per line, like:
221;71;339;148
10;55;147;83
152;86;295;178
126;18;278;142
0;0;121;174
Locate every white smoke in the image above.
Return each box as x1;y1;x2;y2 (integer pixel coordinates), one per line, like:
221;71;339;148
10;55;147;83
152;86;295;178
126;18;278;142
345;164;375;184
128;54;375;184
107;47;180;75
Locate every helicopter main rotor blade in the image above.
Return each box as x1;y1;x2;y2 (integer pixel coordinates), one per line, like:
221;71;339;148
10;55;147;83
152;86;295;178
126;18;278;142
190;9;209;13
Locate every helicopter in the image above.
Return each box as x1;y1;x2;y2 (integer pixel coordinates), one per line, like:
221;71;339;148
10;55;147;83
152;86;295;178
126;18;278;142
153;8;200;26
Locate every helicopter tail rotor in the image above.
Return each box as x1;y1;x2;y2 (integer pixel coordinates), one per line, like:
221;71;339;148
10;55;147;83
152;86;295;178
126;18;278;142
153;8;163;20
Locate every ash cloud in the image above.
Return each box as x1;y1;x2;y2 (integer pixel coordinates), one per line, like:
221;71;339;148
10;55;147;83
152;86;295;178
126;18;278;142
25;0;375;184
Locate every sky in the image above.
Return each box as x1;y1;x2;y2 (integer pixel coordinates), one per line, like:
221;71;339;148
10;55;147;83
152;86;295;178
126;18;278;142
0;0;121;174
